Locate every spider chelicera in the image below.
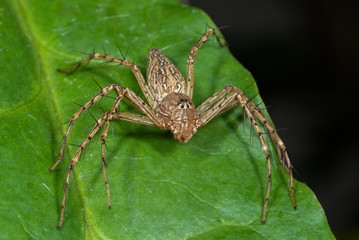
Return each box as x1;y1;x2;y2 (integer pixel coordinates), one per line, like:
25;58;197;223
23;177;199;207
50;28;296;228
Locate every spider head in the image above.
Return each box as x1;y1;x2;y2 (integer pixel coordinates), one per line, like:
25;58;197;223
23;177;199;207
171;96;200;143
157;93;200;143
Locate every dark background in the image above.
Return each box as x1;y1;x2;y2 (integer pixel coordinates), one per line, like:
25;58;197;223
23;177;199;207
189;1;359;239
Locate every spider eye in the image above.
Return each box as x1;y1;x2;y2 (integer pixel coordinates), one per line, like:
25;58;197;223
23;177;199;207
177;98;187;105
177;98;189;110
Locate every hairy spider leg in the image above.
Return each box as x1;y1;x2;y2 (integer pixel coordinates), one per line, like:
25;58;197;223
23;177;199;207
197;85;296;223
54;85;124;228
100;87;124;212
51;83;163;228
58;53;157;108
234;91;295;208
186;28;227;99
111;112;156;127
98;87;164;212
57;111;108;228
50;84;122;172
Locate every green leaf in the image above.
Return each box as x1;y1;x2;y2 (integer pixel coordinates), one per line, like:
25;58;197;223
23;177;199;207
0;0;335;239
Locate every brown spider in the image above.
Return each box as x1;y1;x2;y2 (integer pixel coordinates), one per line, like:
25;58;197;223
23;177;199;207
50;28;296;228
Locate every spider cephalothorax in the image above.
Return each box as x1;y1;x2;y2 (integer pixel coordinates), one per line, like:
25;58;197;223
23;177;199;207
156;92;200;143
50;28;296;228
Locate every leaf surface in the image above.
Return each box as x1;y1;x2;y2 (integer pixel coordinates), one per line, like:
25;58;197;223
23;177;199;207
0;0;335;239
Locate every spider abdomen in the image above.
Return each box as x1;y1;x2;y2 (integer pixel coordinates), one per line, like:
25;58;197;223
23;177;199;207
147;48;186;104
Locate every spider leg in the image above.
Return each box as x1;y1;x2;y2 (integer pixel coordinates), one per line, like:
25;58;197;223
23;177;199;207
198;85;296;223
50;84;123;172
58;53;156;108
99;88;125;212
186;28;227;98
57;112;109;229
54;84;164;228
112;112;157;127
241;92;296;210
97;88;163;211
200;87;290;170
197;87;234;116
92;88;164;208
120;87;163;127
236;93;272;224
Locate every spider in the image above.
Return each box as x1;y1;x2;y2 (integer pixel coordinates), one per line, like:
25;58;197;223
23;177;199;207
50;28;296;228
